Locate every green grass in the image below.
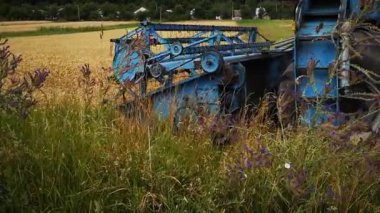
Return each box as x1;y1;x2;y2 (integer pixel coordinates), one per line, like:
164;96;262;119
0;23;138;38
238;19;294;41
0;100;379;212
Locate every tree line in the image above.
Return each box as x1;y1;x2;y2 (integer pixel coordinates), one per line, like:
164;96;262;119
0;0;297;21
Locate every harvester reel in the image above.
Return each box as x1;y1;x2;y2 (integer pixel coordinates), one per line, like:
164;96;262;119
200;51;224;73
170;42;183;56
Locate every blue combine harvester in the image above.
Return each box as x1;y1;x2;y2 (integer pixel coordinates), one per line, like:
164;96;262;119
111;0;380;132
111;21;293;128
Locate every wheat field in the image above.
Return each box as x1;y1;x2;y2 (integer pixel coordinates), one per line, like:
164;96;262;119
0;21;136;32
8;29;126;100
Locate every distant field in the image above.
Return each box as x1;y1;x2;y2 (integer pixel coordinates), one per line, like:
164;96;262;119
0;20;51;26
0;21;137;32
0;20;234;34
0;20;294;41
238;19;294;41
8;28;127;100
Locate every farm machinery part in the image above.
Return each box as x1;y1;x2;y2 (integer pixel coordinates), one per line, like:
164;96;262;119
111;0;380;133
286;0;380;132
111;21;293;128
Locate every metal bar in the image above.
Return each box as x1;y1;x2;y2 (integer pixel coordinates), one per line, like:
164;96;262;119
181;41;272;55
162;37;239;43
146;23;257;32
272;37;294;47
147;34;220;63
147;41;271;64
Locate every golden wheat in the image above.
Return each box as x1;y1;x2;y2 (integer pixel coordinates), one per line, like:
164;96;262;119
0;21;136;32
8;29;127;101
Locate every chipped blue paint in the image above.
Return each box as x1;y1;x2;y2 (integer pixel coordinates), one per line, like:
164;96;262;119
295;0;380;126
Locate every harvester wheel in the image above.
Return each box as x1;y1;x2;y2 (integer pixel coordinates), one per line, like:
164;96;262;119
170;42;183;56
148;63;166;83
200;51;223;74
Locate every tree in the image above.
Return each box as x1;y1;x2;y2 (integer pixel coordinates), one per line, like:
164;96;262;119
0;3;10;20
100;2;118;20
80;2;97;20
173;4;186;20
62;4;78;21
246;0;257;9
7;7;30;20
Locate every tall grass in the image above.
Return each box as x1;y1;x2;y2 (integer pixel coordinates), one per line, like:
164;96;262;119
0;101;220;211
0;98;379;211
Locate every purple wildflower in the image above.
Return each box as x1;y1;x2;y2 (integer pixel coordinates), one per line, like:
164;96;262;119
326;185;335;199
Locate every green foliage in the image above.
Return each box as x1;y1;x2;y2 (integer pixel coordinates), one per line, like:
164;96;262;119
209;2;232;19
7;6;32;20
0;101;379;211
0;102;219;211
62;4;79;21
